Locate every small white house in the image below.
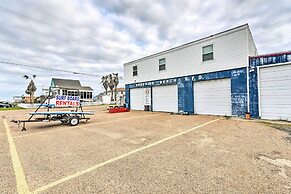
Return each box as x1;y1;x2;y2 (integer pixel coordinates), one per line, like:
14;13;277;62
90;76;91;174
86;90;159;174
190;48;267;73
95;88;125;105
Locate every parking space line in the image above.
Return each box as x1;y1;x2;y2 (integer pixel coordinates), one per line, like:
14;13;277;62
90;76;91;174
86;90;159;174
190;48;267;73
13;113;163;139
3;118;31;194
32;118;220;193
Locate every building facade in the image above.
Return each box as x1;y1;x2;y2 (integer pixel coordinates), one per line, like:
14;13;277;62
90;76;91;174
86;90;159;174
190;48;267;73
124;24;291;121
124;24;256;117
51;78;93;102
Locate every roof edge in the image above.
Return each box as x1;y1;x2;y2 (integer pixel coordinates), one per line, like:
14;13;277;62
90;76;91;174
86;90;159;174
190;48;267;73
249;50;291;59
124;23;249;66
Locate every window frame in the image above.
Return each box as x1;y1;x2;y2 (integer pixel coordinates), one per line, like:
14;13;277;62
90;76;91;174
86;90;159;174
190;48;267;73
202;44;214;62
62;89;67;95
159;58;166;71
133;65;138;76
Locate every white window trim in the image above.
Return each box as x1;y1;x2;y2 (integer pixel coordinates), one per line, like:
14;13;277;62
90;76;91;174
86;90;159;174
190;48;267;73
133;65;138;76
202;44;214;62
159;58;166;71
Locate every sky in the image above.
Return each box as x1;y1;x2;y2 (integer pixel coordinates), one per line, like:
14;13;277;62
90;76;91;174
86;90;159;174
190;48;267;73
0;0;290;101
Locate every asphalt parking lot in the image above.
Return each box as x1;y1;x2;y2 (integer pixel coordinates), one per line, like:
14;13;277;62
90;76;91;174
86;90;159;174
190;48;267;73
1;106;291;193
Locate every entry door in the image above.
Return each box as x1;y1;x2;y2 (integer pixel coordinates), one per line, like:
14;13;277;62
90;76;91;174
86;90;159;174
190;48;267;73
259;64;291;121
194;78;231;116
152;85;178;113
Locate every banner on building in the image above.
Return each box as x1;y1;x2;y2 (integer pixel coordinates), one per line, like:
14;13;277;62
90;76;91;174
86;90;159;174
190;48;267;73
55;95;80;107
144;88;151;105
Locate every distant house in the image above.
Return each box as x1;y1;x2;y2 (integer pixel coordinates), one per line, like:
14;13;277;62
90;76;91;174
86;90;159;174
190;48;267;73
95;88;125;105
13;95;24;103
23;96;33;103
50;78;93;102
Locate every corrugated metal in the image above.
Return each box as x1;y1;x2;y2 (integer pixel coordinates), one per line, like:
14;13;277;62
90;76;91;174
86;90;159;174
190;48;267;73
152;85;178;113
194;78;231;116
130;88;144;110
259;63;291;121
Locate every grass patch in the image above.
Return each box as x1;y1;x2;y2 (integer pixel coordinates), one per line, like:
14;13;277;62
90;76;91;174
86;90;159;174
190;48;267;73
0;107;25;111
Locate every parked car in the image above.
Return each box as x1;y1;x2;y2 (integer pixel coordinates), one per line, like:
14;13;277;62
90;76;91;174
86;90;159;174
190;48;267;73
0;102;12;108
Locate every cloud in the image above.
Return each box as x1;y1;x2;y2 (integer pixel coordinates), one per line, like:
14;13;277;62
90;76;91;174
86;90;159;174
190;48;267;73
0;0;290;100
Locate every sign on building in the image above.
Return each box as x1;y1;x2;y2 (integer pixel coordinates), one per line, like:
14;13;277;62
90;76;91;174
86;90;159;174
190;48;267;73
144;88;151;106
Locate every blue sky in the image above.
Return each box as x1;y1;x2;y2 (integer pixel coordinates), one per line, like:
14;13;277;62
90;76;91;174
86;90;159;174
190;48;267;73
0;0;290;101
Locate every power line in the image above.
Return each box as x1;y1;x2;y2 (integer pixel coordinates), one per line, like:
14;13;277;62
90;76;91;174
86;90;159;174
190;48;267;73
0;60;101;77
0;39;104;64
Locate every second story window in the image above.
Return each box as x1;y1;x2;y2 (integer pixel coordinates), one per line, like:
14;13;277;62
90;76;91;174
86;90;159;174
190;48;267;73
202;45;214;61
133;65;138;76
159;58;166;71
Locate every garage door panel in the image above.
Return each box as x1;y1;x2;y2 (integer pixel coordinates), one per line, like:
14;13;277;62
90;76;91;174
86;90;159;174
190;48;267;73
130;88;144;110
260;63;291;121
260;73;291;79
261;88;291;94
153;85;178;113
194;78;231;116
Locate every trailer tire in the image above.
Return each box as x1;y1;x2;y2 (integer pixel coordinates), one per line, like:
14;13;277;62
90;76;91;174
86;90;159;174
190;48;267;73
69;117;79;126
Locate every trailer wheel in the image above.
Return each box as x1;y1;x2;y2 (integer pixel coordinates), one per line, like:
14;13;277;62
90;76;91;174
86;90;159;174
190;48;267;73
69;117;79;126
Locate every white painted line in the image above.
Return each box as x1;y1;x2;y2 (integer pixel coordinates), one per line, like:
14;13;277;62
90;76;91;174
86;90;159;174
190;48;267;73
3;118;31;194
13;113;163;139
32;118;220;193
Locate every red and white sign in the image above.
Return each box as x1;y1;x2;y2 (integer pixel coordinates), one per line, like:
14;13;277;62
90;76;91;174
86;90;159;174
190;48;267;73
55;95;80;107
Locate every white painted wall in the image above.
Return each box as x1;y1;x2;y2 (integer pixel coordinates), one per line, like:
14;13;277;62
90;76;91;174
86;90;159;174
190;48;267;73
124;24;256;84
247;27;258;56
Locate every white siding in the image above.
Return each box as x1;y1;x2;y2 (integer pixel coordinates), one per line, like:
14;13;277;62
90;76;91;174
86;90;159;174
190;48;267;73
125;25;252;84
259;63;291;121
194;79;232;116
152;85;178;112
247;28;258;56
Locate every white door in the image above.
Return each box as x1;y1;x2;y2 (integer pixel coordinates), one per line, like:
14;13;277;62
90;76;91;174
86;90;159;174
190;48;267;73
130;88;145;110
153;85;178;112
194;78;231;116
259;63;291;121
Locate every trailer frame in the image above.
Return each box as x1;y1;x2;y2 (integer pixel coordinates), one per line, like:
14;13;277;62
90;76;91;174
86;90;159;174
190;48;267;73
11;87;93;131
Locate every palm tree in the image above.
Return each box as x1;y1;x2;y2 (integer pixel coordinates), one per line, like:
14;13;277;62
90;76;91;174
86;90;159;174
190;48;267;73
24;75;37;103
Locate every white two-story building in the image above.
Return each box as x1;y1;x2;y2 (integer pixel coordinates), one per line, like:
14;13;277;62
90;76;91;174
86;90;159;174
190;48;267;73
124;24;257;117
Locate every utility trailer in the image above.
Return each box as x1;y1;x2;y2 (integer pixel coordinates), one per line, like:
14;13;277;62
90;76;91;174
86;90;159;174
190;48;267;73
11;87;94;131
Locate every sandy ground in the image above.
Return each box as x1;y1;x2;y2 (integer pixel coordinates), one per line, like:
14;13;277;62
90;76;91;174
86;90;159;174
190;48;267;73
0;105;290;193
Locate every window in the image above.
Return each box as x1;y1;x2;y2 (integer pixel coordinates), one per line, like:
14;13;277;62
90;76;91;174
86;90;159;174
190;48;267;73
62;90;67;95
133;66;138;76
159;58;166;71
80;92;84;99
68;90;78;96
202;45;214;61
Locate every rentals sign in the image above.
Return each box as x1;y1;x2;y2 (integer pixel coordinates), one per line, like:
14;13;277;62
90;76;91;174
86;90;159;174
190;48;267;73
55;95;80;107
